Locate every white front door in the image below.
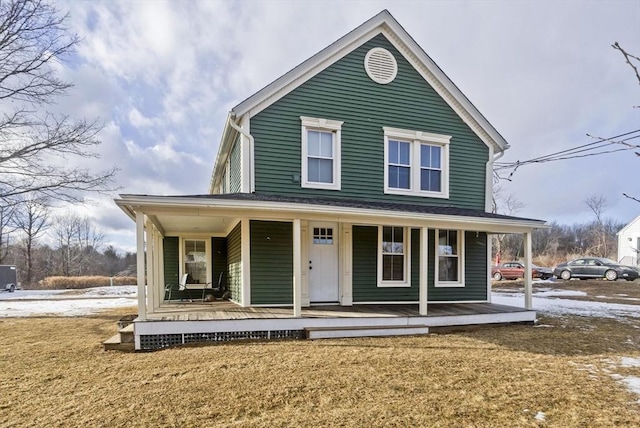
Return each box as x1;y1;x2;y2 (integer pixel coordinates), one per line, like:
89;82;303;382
308;222;339;303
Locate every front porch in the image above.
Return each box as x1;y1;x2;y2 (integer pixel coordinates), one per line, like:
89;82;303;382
130;301;536;350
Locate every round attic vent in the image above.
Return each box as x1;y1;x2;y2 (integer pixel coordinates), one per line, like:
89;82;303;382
364;47;397;84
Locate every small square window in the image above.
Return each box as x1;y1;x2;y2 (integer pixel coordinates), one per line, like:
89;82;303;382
313;227;333;244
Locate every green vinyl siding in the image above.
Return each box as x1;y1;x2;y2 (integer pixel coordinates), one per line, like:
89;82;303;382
352;226;418;302
229;135;242;193
250;220;293;305
212;237;228;290
428;230;488;301
352;227;488;303
163;237;179;287
251;33;488;209
227;223;242;302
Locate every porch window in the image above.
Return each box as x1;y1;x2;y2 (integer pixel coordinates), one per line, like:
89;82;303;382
383;126;450;198
300;116;343;190
183;239;207;284
378;226;411;287
436;229;465;287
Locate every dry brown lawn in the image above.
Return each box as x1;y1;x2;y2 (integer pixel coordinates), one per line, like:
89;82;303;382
1;284;640;427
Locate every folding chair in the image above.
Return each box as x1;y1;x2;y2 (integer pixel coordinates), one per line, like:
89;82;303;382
165;273;188;302
202;272;224;302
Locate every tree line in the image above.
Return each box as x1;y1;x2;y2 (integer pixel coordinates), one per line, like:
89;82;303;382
0;199;135;287
492;193;627;267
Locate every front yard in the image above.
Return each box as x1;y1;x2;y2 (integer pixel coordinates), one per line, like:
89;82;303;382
0;280;639;427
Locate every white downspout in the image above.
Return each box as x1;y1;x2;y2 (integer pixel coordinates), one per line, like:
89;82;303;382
228;114;255;193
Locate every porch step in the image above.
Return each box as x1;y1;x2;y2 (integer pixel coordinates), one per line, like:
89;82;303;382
103;322;135;352
305;324;429;340
103;333;135;352
119;323;134;343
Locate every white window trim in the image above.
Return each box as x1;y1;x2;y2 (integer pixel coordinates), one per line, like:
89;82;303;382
383;126;450;198
179;237;212;285
301;116;343;190
377;225;411;288
434;229;465;288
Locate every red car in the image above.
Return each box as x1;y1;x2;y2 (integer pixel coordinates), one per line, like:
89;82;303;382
491;262;554;281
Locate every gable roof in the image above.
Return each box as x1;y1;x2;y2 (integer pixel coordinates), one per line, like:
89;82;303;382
617;214;640;236
232;10;509;152
211;10;511;193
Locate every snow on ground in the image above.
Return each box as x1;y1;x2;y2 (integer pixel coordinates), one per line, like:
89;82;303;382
0;286;137;317
492;291;640;319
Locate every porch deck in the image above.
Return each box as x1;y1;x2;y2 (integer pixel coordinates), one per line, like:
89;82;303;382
133;301;535;350
147;301;529;322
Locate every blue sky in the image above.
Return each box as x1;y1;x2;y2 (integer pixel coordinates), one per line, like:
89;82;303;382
52;0;640;254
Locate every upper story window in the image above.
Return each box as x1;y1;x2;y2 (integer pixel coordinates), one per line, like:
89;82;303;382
383;127;451;198
300;116;343;190
435;229;465;287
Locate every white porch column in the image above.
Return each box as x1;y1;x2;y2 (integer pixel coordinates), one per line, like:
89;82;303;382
145;219;155;314
419;227;428;315
341;224;353;306
293;218;302;318
524;231;533;310
241;218;251;307
152;228;163;310
135;211;147;320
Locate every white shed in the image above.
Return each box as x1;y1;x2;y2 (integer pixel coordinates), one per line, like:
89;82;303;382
617;215;640;266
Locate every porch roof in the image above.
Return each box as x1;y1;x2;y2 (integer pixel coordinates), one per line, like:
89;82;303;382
115;193;547;235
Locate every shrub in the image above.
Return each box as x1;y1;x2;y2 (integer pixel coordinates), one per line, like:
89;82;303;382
38;276;137;290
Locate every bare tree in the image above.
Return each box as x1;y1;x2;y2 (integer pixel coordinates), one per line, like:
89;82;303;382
584;194;611;257
613;42;640;86
0;0;117;203
13;197;49;284
491;186;526;262
52;211;104;276
0;203;18;262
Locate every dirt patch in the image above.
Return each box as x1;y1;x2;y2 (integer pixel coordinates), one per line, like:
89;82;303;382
1;309;639;427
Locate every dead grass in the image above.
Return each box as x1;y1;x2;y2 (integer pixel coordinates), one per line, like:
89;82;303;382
1;307;639;427
37;276;137;289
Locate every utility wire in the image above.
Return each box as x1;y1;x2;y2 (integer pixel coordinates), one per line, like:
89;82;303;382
494;131;640;171
493;130;640;180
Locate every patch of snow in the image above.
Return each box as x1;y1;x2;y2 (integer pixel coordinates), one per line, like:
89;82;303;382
492;292;640;319
620;357;640;368
0;286;137;317
79;286;137;297
534;411;546;421
534;324;554;328
0;298;136;317
535;290;587;297
611;374;640;399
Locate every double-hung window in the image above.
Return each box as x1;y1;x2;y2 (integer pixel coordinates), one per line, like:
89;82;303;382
383;127;450;198
301;116;343;190
182;238;210;284
435;229;465;287
378;226;411;287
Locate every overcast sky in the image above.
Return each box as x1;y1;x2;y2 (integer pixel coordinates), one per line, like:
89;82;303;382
51;0;639;254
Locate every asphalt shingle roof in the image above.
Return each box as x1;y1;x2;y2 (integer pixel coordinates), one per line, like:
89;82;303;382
155;193;545;223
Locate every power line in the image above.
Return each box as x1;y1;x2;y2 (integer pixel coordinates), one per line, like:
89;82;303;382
494;130;640;180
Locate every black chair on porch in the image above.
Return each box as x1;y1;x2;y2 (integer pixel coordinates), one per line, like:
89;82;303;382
202;272;224;302
165;273;188;302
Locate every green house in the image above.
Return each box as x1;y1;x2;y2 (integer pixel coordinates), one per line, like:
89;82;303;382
115;10;546;350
